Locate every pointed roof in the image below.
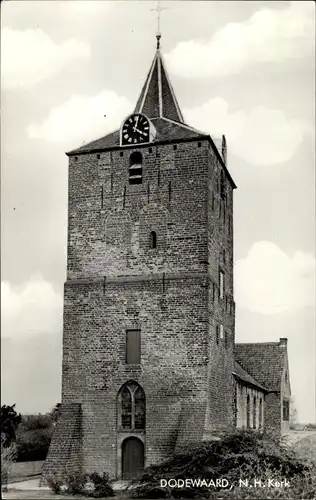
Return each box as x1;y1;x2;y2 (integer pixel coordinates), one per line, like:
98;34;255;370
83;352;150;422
134;45;184;123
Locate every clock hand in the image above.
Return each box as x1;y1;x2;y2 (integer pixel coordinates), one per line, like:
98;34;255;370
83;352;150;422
134;128;147;136
133;116;140;132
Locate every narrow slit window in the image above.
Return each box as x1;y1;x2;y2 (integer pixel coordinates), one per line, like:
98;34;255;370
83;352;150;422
247;395;250;429
219;270;224;299
224;330;228;349
253;396;257;429
220;324;224;340
129;152;142;185
283;400;289;421
259;398;263;428
216;326;219;344
150;231;157;249
220;169;226;200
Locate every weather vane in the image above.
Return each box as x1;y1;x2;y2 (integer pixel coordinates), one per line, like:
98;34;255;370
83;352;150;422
150;0;167;49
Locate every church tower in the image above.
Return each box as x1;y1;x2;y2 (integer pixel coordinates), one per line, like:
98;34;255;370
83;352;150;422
43;35;236;481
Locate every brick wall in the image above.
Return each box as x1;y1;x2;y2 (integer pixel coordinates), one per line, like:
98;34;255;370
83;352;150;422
264;392;281;435
41;403;82;483
205;145;235;433
281;345;291;434
235;381;265;429
49;136;236;479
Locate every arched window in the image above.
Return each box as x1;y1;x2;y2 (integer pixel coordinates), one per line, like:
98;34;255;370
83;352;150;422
246;394;250;429
150;231;157;249
129;152;142;185
253;396;257;429
118;381;145;431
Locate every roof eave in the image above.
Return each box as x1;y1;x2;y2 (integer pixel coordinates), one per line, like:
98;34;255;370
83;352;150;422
65;133;237;189
232;372;269;393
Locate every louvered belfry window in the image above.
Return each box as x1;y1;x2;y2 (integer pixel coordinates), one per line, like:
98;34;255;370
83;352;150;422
129;152;142;184
119;382;145;431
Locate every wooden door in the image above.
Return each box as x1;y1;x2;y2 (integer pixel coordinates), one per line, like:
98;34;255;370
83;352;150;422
122;437;144;479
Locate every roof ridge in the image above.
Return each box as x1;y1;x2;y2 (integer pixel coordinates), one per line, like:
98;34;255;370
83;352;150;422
134;48;184;123
152;116;207;136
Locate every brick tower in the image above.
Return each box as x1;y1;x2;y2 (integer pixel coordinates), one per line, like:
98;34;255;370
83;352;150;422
43;36;236;482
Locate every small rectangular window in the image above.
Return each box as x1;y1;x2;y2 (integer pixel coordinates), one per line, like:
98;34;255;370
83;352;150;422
149;147;153;153
120;151;124;157
216;326;219;344
219;270;224;299
198;142;202;148
74;156;78;162
220;170;225;200
225;330;229;349
220;324;224;340
97;153;101;159
126;330;141;364
283;400;289;421
173;144;177;150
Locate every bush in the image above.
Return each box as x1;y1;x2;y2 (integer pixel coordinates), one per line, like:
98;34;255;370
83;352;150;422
47;471;115;498
16;427;53;461
15;414;53;461
128;430;316;499
46;473;62;494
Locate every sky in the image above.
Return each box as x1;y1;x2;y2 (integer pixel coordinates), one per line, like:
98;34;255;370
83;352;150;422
1;1;315;423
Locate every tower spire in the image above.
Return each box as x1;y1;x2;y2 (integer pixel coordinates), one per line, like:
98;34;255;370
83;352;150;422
151;1;166;49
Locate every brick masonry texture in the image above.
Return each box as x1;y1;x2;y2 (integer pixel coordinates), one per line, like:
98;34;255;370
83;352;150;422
43;133;289;481
43;137;237;480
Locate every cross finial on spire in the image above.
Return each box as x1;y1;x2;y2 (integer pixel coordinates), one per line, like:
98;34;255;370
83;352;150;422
150;0;166;49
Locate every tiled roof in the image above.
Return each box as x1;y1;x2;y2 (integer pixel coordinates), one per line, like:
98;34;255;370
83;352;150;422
134;47;184;123
235;342;286;392
67;118;207;155
233;361;268;392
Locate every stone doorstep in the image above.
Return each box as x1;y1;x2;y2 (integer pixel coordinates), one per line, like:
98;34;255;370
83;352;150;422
113;479;132;491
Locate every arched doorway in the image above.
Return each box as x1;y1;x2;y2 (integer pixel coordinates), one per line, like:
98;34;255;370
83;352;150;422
122;437;144;479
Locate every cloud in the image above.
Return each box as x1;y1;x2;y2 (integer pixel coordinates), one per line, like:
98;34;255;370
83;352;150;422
1;277;62;340
184;98;308;166
165;1;315;78
235;242;315;314
1;27;90;89
27;90;133;149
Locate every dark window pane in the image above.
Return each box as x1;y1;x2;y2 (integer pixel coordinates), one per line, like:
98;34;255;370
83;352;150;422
129;177;142;185
121;387;132;429
126;330;141;364
134;387;145;429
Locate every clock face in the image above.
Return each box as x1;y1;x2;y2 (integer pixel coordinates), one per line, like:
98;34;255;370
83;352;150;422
121;114;150;145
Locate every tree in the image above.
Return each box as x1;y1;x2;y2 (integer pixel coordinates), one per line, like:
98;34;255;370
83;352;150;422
0;405;22;447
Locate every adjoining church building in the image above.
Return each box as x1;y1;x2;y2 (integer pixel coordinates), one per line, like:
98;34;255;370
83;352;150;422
42;35;291;482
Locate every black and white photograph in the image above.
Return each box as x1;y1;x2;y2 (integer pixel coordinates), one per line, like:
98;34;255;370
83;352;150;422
1;1;315;499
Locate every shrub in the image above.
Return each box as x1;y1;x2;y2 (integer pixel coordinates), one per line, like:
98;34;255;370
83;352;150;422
47;471;115;497
62;472;89;495
88;472;115;498
128;430;315;499
46;473;62;494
